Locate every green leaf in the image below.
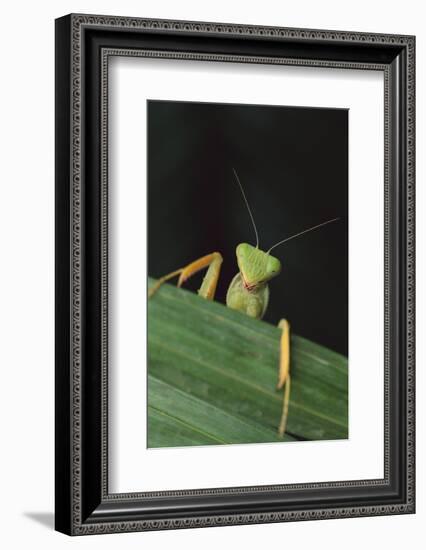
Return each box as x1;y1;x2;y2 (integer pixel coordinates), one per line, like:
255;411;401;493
148;277;348;448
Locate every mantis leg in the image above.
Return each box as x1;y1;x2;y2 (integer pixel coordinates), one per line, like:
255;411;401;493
148;252;223;300
277;319;291;437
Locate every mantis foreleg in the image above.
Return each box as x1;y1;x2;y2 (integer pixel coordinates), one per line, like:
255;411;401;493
148;252;223;300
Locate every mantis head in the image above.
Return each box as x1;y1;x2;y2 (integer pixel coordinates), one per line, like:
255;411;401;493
236;243;281;290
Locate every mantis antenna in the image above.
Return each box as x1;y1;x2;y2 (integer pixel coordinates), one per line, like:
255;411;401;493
232;168;260;248
267;217;340;254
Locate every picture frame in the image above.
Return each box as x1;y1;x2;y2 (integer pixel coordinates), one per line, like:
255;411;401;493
55;13;415;535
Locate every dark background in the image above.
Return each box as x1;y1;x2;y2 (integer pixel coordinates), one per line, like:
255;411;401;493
148;100;348;356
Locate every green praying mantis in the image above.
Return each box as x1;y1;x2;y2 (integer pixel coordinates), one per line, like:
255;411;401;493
148;168;339;437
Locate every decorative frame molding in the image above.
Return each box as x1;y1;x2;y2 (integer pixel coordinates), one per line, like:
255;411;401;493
55;14;415;535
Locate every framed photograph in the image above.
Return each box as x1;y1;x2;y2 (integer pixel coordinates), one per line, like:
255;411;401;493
55;14;415;535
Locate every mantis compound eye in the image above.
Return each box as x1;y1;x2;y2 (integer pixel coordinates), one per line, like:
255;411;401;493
266;255;281;278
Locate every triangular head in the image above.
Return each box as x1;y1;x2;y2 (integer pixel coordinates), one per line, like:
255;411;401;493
236;243;281;291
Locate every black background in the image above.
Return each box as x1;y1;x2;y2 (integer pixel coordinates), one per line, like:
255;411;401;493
148;100;348;356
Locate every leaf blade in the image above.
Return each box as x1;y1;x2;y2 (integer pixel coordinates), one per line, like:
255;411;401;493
148;278;348;447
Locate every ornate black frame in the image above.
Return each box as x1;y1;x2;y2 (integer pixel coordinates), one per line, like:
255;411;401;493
55;14;415;535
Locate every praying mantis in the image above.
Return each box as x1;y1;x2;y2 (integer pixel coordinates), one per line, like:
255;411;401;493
148;168;339;437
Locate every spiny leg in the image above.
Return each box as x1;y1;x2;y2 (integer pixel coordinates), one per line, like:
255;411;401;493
148;268;185;299
148;252;223;300
277;319;291;437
